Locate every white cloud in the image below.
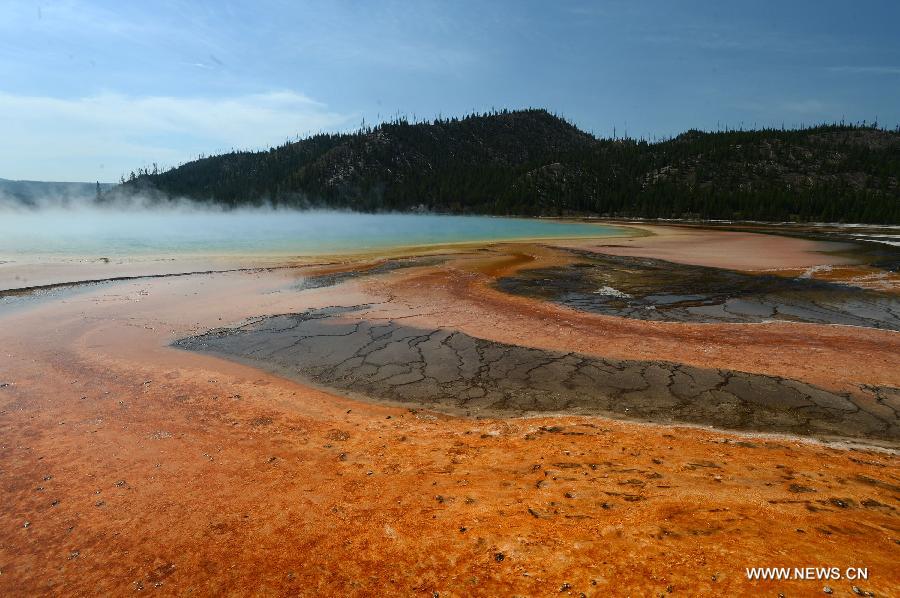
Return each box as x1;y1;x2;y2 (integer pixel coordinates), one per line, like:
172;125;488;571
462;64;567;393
779;99;830;114
0;91;355;182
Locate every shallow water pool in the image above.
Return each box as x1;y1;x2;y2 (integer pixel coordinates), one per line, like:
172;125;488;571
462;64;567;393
0;209;624;258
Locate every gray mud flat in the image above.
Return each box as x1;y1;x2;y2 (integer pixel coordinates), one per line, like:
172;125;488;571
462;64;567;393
175;306;899;445
496;252;900;330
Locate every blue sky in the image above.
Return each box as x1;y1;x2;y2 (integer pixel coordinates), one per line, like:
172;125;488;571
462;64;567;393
2;0;899;181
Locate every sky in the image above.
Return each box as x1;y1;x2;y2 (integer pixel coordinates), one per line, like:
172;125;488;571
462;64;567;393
2;0;899;182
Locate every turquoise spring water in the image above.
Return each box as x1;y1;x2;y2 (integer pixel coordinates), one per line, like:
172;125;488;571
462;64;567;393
0;209;626;258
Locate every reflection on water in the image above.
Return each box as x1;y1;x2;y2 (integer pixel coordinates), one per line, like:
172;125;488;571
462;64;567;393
0;209;623;258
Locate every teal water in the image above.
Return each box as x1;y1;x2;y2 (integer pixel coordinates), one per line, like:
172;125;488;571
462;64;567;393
0;209;625;258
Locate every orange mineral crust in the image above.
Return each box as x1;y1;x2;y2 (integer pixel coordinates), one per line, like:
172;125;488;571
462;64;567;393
0;225;897;596
375;246;900;398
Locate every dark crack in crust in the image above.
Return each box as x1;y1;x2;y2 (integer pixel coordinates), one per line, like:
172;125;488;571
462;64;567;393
296;255;449;290
495;251;900;330
175;306;899;445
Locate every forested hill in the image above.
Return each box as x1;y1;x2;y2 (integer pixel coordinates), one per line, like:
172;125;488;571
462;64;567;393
114;109;900;223
1;178;113;207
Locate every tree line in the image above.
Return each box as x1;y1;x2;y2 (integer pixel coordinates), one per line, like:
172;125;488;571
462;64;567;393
114;109;900;224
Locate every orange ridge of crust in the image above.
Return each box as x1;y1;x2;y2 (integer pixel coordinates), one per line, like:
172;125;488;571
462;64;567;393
0;226;897;596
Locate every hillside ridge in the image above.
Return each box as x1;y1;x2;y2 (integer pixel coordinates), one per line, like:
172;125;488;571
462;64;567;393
115;109;900;223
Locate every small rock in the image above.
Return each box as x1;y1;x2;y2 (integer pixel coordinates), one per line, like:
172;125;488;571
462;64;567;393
494;552;504;562
823;586;833;594
23;521;30;529
560;582;571;592
69;550;80;560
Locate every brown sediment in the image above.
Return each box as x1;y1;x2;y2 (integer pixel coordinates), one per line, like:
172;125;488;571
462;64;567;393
0;224;898;596
559;221;900;291
471;251;537;277
554;223;864;270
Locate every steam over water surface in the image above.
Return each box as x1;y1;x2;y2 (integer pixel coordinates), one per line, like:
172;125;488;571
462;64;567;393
0;209;624;258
